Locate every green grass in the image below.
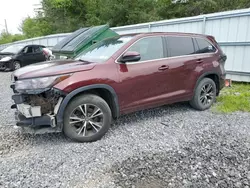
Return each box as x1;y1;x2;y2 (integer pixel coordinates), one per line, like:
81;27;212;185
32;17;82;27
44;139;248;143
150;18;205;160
214;82;250;113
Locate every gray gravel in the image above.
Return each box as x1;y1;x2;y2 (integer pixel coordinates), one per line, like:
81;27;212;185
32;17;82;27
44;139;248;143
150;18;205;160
0;71;250;188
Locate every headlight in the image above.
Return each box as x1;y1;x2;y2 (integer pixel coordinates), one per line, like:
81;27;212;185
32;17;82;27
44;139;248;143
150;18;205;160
15;74;71;91
0;56;12;62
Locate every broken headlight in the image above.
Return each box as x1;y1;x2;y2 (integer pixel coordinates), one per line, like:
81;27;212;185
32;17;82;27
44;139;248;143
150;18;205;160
15;74;71;91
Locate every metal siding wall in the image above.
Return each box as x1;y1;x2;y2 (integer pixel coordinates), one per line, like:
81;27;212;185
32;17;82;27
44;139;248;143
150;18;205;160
39;38;48;46
0;33;70;50
47;37;58;47
242;46;250;71
150;22;202;33
115;27;149;34
209;15;250;80
221;46;250;73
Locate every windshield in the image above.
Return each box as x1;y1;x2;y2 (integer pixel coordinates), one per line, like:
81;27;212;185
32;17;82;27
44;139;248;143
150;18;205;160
1;45;24;54
75;36;133;63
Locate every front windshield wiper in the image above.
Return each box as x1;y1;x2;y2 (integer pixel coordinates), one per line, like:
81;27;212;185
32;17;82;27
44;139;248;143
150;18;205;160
77;59;95;64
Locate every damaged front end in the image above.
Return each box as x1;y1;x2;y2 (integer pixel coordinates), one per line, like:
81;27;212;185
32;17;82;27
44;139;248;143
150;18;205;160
10;74;69;134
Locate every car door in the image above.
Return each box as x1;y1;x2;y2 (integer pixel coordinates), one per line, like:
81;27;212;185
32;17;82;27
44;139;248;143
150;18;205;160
21;46;35;66
116;36;173;113
33;45;46;63
163;35;200;99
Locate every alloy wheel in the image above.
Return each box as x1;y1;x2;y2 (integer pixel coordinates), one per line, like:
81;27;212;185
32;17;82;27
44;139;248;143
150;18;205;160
14;62;21;70
199;83;214;106
69;104;104;137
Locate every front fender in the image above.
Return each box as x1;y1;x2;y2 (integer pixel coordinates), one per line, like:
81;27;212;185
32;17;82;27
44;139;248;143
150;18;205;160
56;84;119;129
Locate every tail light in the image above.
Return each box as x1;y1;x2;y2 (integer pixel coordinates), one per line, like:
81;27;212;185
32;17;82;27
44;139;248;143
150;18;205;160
207;35;223;52
220;54;227;62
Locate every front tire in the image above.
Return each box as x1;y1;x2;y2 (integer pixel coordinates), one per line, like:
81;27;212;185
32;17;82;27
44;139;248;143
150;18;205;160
190;78;216;111
63;94;112;142
12;61;21;70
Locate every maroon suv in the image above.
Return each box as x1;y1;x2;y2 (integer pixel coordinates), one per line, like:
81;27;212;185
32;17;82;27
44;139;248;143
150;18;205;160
11;32;227;142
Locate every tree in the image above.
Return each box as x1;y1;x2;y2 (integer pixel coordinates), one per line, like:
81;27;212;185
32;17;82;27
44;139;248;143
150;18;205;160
157;0;250;19
21;17;53;38
0;32;26;45
41;0;87;33
100;0;160;26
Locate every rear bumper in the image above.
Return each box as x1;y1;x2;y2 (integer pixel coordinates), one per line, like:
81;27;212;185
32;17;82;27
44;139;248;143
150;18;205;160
216;73;226;96
219;73;226;90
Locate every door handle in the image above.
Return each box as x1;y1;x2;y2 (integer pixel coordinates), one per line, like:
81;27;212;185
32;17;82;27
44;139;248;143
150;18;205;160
196;59;204;63
158;65;169;71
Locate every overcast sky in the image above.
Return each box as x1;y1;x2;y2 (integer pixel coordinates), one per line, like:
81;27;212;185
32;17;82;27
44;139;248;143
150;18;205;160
0;0;41;34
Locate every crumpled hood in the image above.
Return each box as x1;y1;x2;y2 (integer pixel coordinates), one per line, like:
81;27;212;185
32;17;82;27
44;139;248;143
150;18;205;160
0;52;14;60
14;59;96;79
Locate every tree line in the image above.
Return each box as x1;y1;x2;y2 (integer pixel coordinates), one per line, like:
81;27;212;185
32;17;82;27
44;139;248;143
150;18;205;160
1;0;250;45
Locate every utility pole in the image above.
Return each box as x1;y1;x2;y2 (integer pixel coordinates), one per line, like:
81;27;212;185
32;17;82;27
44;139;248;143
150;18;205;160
4;19;8;34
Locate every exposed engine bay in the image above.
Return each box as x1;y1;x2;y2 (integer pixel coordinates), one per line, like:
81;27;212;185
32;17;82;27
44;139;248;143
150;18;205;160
11;87;65;132
27;90;62;115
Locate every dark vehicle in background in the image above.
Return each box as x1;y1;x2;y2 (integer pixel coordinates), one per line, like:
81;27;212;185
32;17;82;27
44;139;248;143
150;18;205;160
11;32;227;142
0;44;47;71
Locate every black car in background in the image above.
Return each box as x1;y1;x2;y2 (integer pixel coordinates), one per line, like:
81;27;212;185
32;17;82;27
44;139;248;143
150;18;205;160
0;44;47;71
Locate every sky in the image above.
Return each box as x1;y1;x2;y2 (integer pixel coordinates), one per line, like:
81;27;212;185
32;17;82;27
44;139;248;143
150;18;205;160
0;0;41;34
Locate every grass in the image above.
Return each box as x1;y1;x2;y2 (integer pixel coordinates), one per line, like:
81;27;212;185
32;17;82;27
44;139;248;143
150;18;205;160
214;82;250;113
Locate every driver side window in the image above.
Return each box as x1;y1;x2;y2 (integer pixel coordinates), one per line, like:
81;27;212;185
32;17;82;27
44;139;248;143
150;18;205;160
127;36;164;62
23;46;34;54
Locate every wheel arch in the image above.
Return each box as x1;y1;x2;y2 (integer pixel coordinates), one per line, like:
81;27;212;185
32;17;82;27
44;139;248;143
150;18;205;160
12;59;22;70
13;58;22;63
194;72;220;95
56;84;119;128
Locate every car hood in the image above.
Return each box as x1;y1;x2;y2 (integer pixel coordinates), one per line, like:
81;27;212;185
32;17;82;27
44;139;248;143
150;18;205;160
14;59;96;79
0;52;14;60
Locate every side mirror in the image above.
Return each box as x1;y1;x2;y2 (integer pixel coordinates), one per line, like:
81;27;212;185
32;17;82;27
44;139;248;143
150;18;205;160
119;51;141;63
20;50;26;54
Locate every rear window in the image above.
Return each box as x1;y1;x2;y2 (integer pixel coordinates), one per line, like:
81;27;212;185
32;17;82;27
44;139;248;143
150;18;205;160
167;36;195;57
34;46;42;52
195;38;216;53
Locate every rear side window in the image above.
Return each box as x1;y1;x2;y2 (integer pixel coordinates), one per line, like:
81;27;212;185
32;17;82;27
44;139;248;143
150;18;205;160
166;36;195;57
34;46;42;52
127;36;164;62
195;38;216;53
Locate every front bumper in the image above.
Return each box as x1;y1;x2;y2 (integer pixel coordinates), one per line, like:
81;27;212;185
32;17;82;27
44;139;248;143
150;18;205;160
11;84;65;132
0;60;12;70
15;111;55;127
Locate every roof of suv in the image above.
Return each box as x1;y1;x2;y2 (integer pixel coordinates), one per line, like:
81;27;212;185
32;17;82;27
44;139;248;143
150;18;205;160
121;32;212;38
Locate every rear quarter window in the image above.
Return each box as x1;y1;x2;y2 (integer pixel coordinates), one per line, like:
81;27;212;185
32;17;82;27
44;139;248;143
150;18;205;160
33;46;42;52
195;38;216;53
166;36;195;57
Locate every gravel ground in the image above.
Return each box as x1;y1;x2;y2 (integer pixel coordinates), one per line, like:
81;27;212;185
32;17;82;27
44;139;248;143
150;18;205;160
0;71;250;188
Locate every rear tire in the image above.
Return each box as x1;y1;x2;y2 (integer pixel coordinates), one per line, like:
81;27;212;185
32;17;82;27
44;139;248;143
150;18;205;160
63;94;112;142
190;78;216;111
